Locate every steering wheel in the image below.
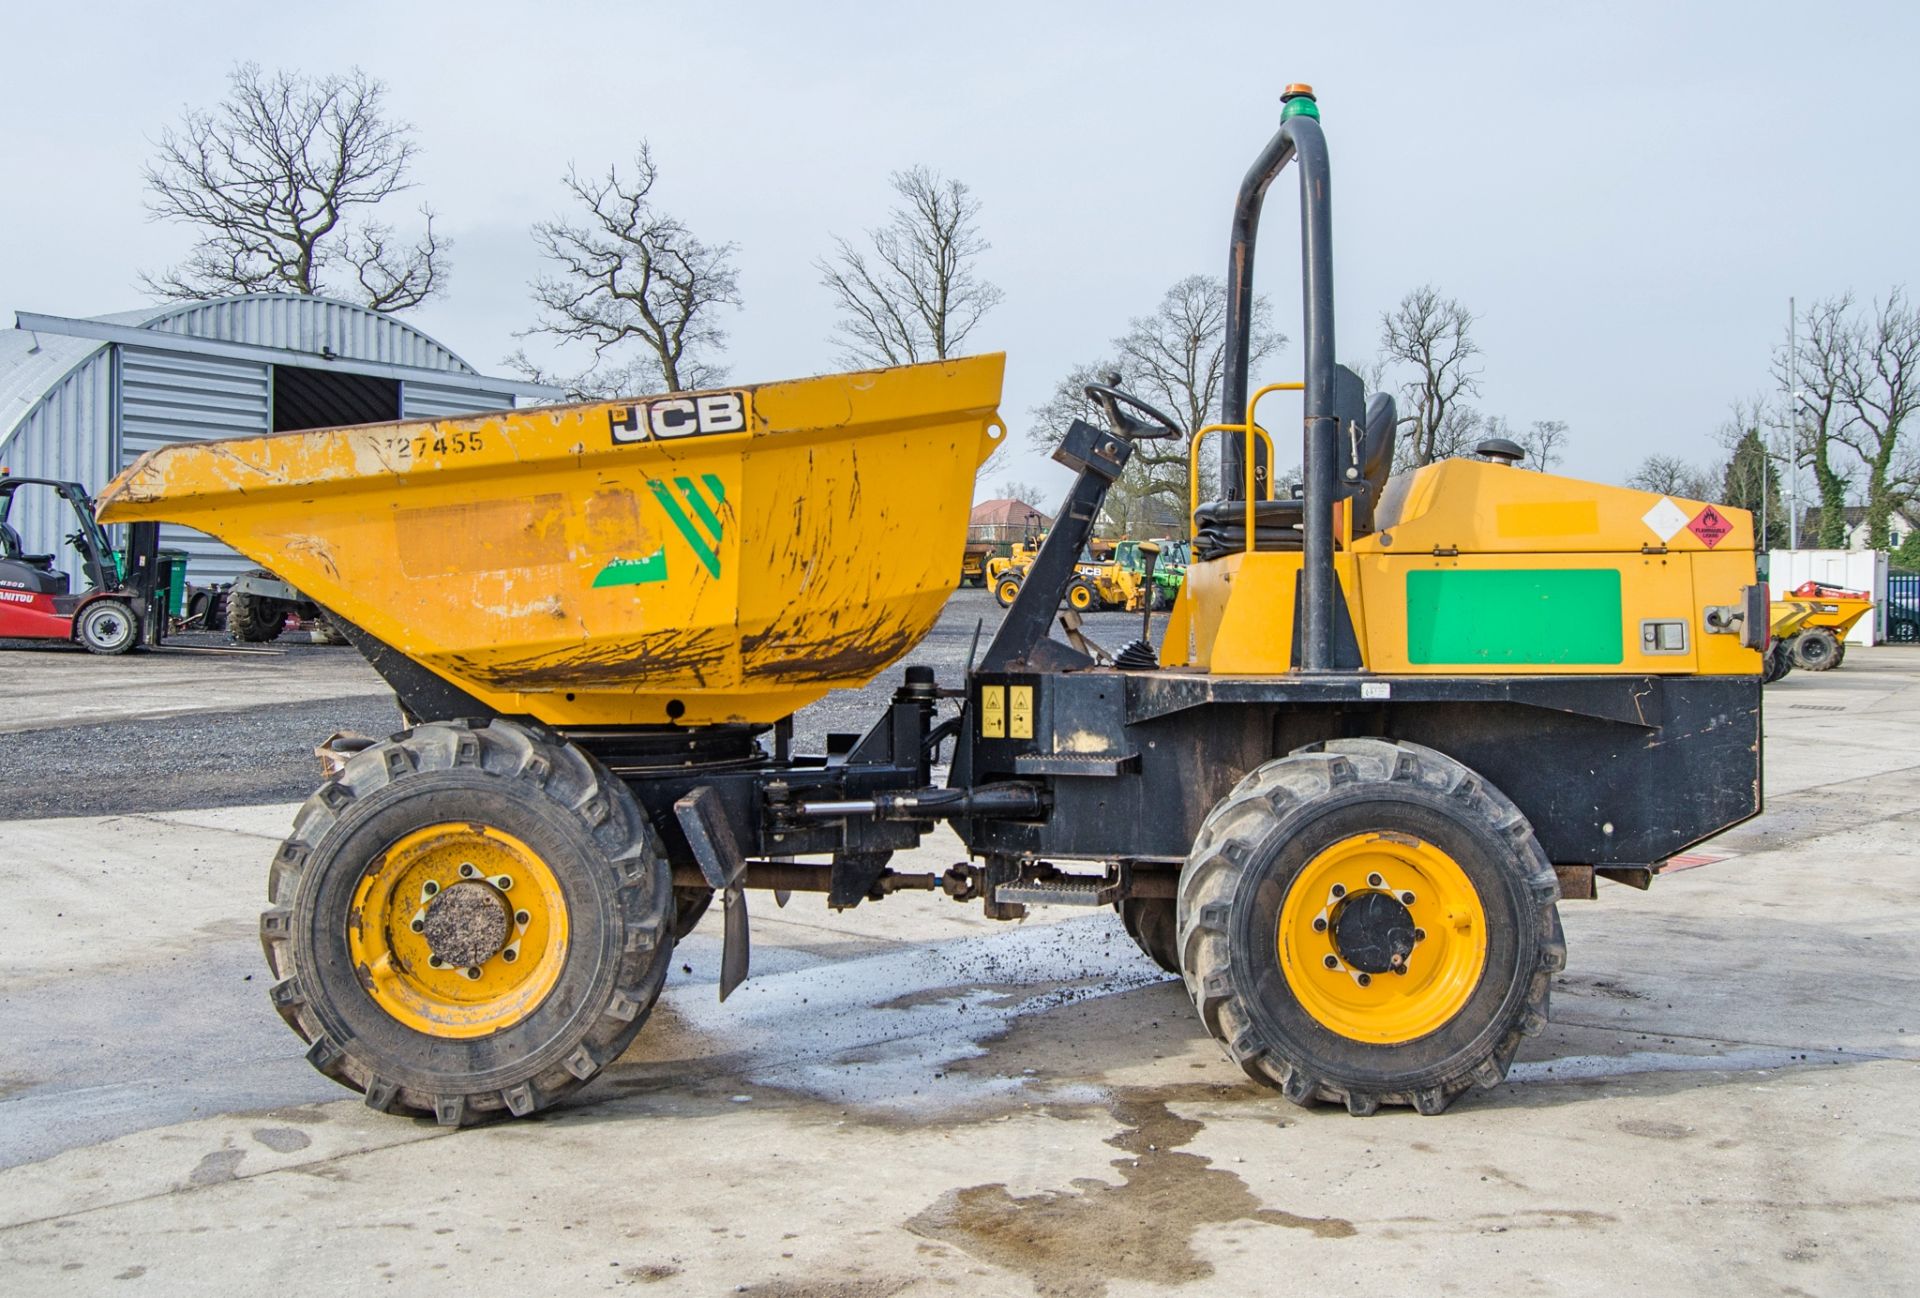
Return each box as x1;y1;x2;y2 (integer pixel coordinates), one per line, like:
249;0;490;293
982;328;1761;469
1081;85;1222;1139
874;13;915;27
1083;379;1183;441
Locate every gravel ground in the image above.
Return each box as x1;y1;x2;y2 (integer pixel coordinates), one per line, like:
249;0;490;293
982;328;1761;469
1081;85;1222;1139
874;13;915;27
0;588;1162;820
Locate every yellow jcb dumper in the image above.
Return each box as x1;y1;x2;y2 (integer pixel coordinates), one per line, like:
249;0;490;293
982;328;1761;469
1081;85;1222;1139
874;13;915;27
98;85;1763;1125
1769;580;1873;673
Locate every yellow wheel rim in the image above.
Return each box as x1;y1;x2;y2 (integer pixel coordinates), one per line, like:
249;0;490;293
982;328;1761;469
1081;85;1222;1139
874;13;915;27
1068;584;1093;610
346;823;570;1039
1277;832;1487;1044
997;579;1020;604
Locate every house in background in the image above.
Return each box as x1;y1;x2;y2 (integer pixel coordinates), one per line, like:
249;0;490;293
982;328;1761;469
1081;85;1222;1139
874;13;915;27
1798;505;1920;552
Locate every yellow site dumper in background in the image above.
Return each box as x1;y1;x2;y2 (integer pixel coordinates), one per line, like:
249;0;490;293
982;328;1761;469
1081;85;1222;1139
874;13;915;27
99;357;1008;727
1767;580;1874;675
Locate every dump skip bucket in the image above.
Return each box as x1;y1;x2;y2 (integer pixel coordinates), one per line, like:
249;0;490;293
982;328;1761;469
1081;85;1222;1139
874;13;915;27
98;356;1007;726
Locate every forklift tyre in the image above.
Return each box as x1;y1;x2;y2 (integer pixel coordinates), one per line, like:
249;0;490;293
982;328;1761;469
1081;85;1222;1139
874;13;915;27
994;574;1023;608
1065;577;1098;612
74;598;139;655
1120;897;1180;974
1177;738;1563;1116
1789;626;1839;671
262;718;676;1125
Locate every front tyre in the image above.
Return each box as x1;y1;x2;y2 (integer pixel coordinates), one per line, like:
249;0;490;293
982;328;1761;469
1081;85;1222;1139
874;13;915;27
1790;626;1839;671
261;718;675;1125
1177;738;1563;1116
75;599;138;655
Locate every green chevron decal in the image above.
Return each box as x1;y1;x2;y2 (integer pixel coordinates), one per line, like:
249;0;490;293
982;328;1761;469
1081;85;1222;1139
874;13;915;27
646;475;728;578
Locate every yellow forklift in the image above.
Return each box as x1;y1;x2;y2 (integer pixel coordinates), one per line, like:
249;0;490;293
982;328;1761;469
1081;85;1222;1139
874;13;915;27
99;85;1763;1123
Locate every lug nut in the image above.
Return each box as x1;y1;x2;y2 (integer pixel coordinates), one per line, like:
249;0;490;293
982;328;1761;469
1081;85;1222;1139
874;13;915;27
1356;972;1372;987
1367;872;1383;887
1413;927;1427;942
465;966;482;980
1393;964;1408;976
503;948;518;963
514;909;531;926
1330;883;1347;899
494;875;513;891
1312;916;1328;933
1401;891;1416;904
459;863;477;879
1323;954;1339;970
410;918;425;933
427;954;443;968
423;880;439;896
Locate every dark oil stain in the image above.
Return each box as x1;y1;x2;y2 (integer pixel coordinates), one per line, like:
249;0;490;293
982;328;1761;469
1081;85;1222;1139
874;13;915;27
623;1263;681;1283
735;1278;909;1298
188;1148;245;1186
1617;1118;1694;1141
115;1266;147;1281
906;1086;1352;1298
251;1126;313;1154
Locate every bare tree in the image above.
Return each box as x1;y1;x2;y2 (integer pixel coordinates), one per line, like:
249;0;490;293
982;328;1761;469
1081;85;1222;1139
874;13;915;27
1381;286;1482;470
1029;276;1282;531
818;166;1003;368
1777;295;1857;548
511;145;741;399
1837;289;1920;549
140;64;446;311
996;479;1048;508
1626;454;1716;500
1516;419;1569;472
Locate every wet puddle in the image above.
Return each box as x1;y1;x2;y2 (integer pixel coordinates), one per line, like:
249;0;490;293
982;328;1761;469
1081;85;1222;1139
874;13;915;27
908;1085;1353;1298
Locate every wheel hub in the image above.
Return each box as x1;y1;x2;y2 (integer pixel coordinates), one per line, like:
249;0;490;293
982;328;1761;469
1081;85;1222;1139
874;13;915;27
1331;890;1417;975
421;881;511;968
1278;832;1488;1044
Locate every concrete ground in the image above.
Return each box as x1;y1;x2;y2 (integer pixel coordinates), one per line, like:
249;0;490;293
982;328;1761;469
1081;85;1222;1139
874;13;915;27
2;630;1917;1295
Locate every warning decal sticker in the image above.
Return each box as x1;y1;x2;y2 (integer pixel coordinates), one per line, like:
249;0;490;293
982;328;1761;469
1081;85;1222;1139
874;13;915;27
1641;496;1690;544
1687;504;1733;549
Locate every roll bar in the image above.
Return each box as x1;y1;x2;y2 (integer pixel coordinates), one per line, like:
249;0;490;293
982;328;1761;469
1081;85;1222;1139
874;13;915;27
1219;87;1345;673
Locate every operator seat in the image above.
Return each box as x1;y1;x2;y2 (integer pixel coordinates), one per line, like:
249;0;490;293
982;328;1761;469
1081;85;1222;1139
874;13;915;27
1192;391;1399;560
0;521;57;569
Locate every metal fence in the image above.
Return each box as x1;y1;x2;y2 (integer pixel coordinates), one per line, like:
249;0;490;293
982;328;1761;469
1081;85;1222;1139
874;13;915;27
1887;571;1920;643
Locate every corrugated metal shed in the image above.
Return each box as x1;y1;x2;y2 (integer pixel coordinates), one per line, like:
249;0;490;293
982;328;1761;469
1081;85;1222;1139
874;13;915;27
0;294;558;586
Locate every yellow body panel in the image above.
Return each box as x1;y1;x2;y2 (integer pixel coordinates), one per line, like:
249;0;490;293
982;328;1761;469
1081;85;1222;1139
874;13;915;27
98;356;1007;726
1167;458;1761;677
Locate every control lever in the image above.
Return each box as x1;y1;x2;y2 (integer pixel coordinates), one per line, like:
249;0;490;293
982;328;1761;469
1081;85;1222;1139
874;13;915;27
1113;540;1163;671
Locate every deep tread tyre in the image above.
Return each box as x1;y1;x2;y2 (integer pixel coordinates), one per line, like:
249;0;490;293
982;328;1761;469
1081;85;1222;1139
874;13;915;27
1790;626;1839;671
1763;641;1794;683
1891;619;1919;644
228;571;286;643
261;718;675;1124
1176;738;1564;1116
1120;897;1180;974
1065;577;1098;612
74;599;138;655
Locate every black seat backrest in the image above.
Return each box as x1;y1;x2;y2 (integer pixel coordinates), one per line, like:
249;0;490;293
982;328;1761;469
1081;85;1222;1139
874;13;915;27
1348;391;1397;535
0;521;20;560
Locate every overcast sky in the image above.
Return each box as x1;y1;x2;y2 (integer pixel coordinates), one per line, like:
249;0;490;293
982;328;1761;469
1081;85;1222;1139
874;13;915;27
4;1;1916;501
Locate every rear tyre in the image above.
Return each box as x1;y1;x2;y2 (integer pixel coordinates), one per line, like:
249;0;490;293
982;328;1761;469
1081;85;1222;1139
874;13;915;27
1790;626;1839;671
994;574;1022;608
1065;577;1098;612
229;572;286;643
75;599;138;655
1120;897;1180;974
1763;641;1795;683
1178;738;1563;1116
261;718;675;1125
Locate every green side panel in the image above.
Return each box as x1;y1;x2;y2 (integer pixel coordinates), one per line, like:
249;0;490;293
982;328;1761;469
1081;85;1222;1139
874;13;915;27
1406;569;1624;665
592;548;669;588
